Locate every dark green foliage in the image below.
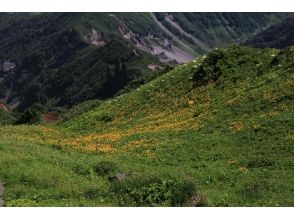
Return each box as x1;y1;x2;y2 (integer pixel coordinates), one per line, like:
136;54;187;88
93;161;117;176
193;50;225;86
16;103;45;124
246;158;274;168
12;39;158;111
111;176;196;206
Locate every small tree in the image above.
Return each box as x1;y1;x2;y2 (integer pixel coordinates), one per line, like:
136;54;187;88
16;103;45;124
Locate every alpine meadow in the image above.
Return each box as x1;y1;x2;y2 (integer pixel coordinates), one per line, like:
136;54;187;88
0;12;293;207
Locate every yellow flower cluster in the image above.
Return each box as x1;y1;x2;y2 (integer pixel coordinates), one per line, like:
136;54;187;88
230;121;243;131
238;166;248;173
0;88;214;158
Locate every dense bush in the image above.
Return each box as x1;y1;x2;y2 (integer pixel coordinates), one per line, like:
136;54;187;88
193;49;225;86
111;176;196;206
16;103;45;124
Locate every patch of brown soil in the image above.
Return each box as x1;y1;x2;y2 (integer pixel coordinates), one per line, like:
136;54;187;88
42;113;59;123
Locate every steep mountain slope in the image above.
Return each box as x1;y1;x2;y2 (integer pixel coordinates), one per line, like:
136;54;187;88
153;13;286;53
0;46;293;206
0;13;162;110
0;13;288;111
244;18;294;49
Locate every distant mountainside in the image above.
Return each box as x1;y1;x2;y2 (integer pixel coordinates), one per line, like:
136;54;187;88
244;18;294;49
153;13;286;53
0;13;162;110
0;12;288;111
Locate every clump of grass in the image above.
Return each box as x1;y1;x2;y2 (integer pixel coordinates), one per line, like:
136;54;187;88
72;164;92;176
93;161;117;176
94;110;115;123
246;158;275;168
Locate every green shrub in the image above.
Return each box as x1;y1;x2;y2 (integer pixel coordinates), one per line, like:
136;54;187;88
94;110;115;123
93;161;117;176
84;188;101;199
246;158;274;168
193;49;224;86
72;164;91;176
16;103;45;124
111;176;196;206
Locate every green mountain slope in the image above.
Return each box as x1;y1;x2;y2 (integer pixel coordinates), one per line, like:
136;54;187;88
0;13;287;112
0;13;161;110
0;46;293;206
244;18;294;49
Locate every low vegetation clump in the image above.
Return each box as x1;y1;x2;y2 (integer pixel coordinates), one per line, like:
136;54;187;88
111;176;196;206
93;161;117;176
16;103;45;124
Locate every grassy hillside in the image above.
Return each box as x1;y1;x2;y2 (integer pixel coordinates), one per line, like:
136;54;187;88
0;46;293;206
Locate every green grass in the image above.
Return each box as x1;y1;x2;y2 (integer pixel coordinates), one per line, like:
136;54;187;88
0;46;293;206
